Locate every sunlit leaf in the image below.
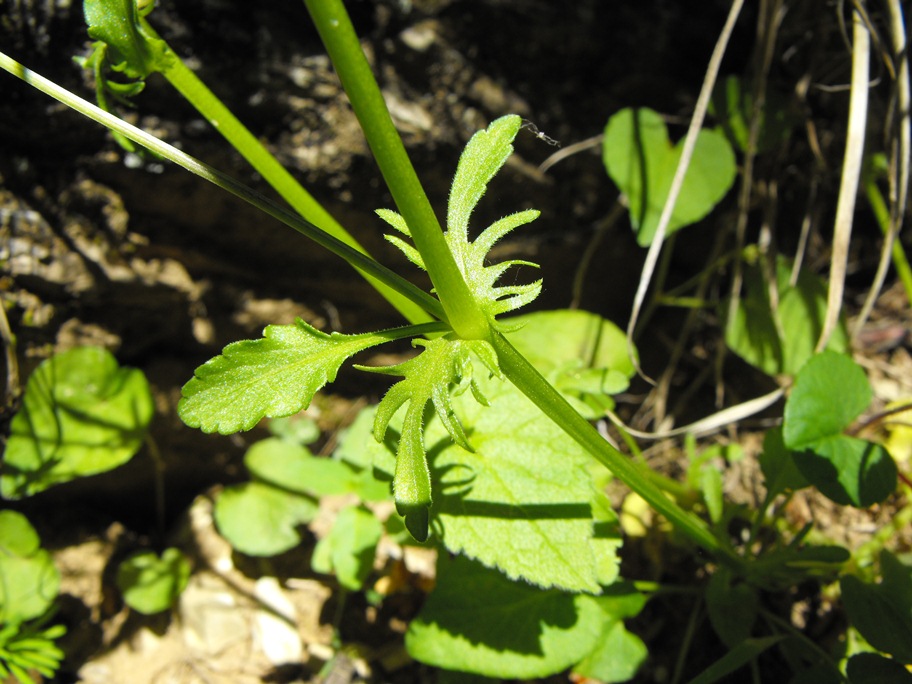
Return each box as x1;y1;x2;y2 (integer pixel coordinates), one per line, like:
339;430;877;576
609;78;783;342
1;347;154;499
179;318;395;434
406;554;604;679
0;511;60;624
603;107;736;246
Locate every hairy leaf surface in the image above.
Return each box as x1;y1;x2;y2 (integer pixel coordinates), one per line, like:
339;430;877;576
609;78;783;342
179;319;398;434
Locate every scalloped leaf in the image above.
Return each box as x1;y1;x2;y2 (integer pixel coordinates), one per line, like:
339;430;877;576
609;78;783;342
214;481;317;556
405;554;605;679
179;318;394;434
358;369;618;592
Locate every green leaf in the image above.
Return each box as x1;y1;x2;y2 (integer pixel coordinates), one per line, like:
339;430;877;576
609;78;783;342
84;0;172;79
705;569;758;648
434;374;619;592
311;506;383;591
179;318;395;434
213;481;317;556
268;414;321;445
405;554;604;679
244;437;369;498
784;351;871;449
368;367;618;592
572;583;648;683
710;76;798;154
380;116;542;323
116;548;190;615
793;435;896;507
602;107;736;246
726;255;848;376
841;552;912;664
1;347;154;499
503;309;636;418
758;427;809;499
359;337;500;541
846;653;912;683
685;636;784;684
448;115;523;245
0;511;60;624
782;352;896;506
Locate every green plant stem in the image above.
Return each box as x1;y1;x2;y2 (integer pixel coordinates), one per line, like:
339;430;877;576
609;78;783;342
302;0;488;341
865;176;912;303
135;20;428;326
490;332;741;568
0;51;447;324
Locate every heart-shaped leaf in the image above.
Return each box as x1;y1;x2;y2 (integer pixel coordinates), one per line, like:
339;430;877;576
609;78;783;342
784;351;871;449
603;107;736;246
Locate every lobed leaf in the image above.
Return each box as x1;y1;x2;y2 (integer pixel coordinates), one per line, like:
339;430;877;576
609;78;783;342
179;318;393;434
358;337;498;540
376;116;543;325
448;115;523;245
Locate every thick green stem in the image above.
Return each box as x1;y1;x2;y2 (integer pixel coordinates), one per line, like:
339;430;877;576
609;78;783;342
137;19;430;326
302;0;488;340
0;52;446;323
491;331;741;568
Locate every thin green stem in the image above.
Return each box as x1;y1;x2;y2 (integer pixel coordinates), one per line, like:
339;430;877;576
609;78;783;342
865;176;912;303
0;51;447;324
302;0;488;340
491;332;742;568
137;19;429;326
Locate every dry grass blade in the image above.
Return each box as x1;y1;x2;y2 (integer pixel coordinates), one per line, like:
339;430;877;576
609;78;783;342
607;388;785;440
817;8;869;352
852;0;910;336
625;0;746;383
